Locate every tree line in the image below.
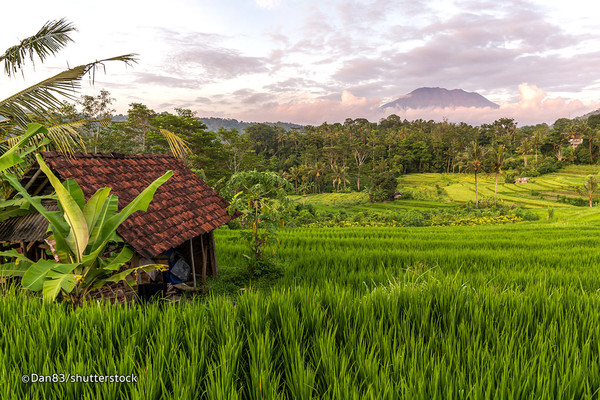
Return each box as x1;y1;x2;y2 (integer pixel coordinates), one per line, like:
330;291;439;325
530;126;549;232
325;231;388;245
51;91;600;197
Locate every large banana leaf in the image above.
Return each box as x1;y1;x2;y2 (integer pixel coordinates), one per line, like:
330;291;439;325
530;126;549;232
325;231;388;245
3;173;72;259
101;247;134;271
43;267;78;302
63;179;86;210
21;259;59;291
82;187;112;232
0;262;31;277
0;123;47;171
0;249;33;277
36;154;88;261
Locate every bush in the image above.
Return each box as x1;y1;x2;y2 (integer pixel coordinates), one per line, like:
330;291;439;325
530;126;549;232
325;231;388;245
369;171;398;202
537;158;559;175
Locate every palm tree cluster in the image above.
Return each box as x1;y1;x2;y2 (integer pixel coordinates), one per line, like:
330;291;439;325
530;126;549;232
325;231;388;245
459;141;507;208
0;18;190;167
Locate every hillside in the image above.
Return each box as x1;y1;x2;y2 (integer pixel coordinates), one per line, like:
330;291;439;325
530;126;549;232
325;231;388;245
199;117;303;132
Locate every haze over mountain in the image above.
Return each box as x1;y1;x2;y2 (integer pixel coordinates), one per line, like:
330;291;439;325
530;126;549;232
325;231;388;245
381;88;500;110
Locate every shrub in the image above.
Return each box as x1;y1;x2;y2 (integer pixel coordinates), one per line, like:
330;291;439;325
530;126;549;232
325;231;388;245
369;171;398;202
537;158;559;175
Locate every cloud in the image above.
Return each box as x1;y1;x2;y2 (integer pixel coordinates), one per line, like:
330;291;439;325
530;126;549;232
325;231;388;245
255;0;281;9
226;84;597;126
381;83;596;126
132;72;204;89
329;1;600;102
235;90;381;125
157;29;271;80
173;46;269;79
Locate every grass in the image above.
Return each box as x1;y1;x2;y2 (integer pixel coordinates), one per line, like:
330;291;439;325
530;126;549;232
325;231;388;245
5;166;600;398
399;165;600;209
5;268;600;398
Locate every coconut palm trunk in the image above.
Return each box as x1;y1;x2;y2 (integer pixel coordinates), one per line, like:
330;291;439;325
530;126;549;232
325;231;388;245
475;170;479;208
494;171;499;207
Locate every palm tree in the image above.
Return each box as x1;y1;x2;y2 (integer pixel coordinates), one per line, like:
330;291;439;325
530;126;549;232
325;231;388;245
330;164;349;192
518;139;531;168
460;141;486;208
488;144;506;206
310;162;326;193
577;175;600;207
283;166;302;194
0;19;136;142
0;19;190;160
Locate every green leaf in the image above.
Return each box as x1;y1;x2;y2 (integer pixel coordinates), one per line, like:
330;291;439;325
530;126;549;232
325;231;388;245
63;179;85;210
83;187;111;231
21;259;58;291
2;174;71;241
43;273;77;302
102;247;134;271
0;261;32;277
0;123;47;171
105;263;168;284
36;154;89;261
0;249;34;263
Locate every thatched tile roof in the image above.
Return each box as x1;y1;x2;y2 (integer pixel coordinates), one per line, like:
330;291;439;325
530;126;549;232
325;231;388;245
34;152;234;258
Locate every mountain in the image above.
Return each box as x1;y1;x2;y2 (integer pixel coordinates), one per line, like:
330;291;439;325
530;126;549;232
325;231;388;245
198;117;303;132
381;87;499;110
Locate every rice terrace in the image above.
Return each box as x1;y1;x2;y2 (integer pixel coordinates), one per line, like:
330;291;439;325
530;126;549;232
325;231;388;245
3;6;600;400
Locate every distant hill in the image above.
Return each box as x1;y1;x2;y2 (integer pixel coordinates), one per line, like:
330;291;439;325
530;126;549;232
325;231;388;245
576;109;600;120
381;87;499;110
199;117;303;132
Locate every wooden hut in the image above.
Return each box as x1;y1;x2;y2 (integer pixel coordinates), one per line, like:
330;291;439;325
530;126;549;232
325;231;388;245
0;152;236;292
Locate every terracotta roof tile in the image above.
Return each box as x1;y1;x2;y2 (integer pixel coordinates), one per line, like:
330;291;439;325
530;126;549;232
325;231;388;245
40;152;235;258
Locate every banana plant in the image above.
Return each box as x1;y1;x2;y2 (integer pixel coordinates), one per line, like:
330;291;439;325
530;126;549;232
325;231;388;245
0;123;52;217
0;153;173;304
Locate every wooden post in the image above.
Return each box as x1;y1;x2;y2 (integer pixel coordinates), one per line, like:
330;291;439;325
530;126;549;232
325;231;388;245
200;235;207;282
189;238;197;289
208;231;218;276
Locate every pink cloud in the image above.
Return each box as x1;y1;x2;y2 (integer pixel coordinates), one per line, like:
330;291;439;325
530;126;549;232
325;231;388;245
382;83;597;126
231;84;599;126
236;90;381;125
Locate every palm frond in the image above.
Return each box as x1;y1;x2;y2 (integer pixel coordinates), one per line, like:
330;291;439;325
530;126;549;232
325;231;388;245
0;65;87;130
0;54;138;133
1;18;76;78
4;120;87;154
159;128;191;160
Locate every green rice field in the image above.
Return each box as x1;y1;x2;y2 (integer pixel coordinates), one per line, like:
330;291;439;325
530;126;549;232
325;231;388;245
5;218;600;398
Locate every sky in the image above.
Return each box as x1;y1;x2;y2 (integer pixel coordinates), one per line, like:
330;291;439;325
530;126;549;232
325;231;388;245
1;0;600;126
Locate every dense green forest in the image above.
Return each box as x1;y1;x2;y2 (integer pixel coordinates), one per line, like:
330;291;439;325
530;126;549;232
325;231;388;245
57;91;600;196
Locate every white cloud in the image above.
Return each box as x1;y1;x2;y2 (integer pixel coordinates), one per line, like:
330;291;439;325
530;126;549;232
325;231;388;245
255;0;282;9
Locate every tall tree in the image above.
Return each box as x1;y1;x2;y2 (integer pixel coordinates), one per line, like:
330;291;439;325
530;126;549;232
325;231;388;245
461;141;486;208
79;89;115;152
488;144;506;206
578;176;600;207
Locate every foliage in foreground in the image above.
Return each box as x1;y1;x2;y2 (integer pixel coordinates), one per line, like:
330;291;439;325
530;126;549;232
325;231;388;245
226;171;293;276
0;154;172;304
3;275;600;399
